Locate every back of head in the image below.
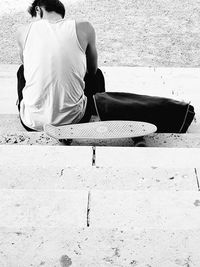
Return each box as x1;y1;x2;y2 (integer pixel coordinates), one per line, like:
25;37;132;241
28;0;65;18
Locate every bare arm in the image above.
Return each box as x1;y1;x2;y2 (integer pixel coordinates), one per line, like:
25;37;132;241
76;21;98;74
85;23;98;74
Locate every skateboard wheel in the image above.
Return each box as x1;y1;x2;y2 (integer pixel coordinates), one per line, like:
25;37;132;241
132;137;146;147
134;141;146;147
59;139;73;145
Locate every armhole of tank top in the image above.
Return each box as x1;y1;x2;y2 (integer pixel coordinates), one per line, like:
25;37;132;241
74;20;86;55
23;23;34;51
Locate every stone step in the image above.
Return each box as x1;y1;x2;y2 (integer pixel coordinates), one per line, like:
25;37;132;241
0;115;200;147
0;227;199;266
95;146;200;168
0;189;200;229
89;190;200;229
0;159;198;191
1;131;200;147
1;145;200;168
0;145;199;265
0;190;88;228
0;114;25;132
0;146;199;191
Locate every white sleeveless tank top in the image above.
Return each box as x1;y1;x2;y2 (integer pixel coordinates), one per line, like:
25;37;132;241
20;19;87;131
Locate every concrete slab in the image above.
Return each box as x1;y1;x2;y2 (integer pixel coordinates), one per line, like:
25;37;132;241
0;227;200;266
0;145;92;167
144;133;200;147
0;146;198;190
86;167;198;191
0;114;26;133
90;191;200;229
0;162;197;191
0;190;88;228
95;147;200;168
102;66;200;98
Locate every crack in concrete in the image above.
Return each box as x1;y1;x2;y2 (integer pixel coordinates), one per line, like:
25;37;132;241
194;168;200;191
87;191;91;227
92;146;96;166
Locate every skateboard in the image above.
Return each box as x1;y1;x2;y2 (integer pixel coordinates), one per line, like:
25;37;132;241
44;121;157;146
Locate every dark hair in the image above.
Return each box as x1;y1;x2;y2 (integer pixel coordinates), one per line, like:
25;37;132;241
28;0;65;18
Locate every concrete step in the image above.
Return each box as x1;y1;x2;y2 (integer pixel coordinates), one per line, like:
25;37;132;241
0;115;200;147
0;190;88;228
4;189;200;230
0;188;200;229
89;190;200;229
0;145;199;191
0;188;200;266
0;114;25;132
2;189;200;230
1;145;200;169
0;227;199;266
1;131;200;147
95;146;200;168
0;145;199;266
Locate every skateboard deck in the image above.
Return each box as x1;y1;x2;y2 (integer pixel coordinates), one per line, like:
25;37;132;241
44;121;157;146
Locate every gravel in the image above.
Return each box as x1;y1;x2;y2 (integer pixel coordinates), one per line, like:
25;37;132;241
1;0;200;67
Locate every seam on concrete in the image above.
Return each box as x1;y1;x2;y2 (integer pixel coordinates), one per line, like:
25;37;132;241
194;168;200;191
92;146;96;166
87;191;91;227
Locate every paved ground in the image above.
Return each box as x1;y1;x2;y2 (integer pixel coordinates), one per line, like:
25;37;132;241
0;145;200;266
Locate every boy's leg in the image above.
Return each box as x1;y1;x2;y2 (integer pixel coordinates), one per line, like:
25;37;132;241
84;68;105;97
